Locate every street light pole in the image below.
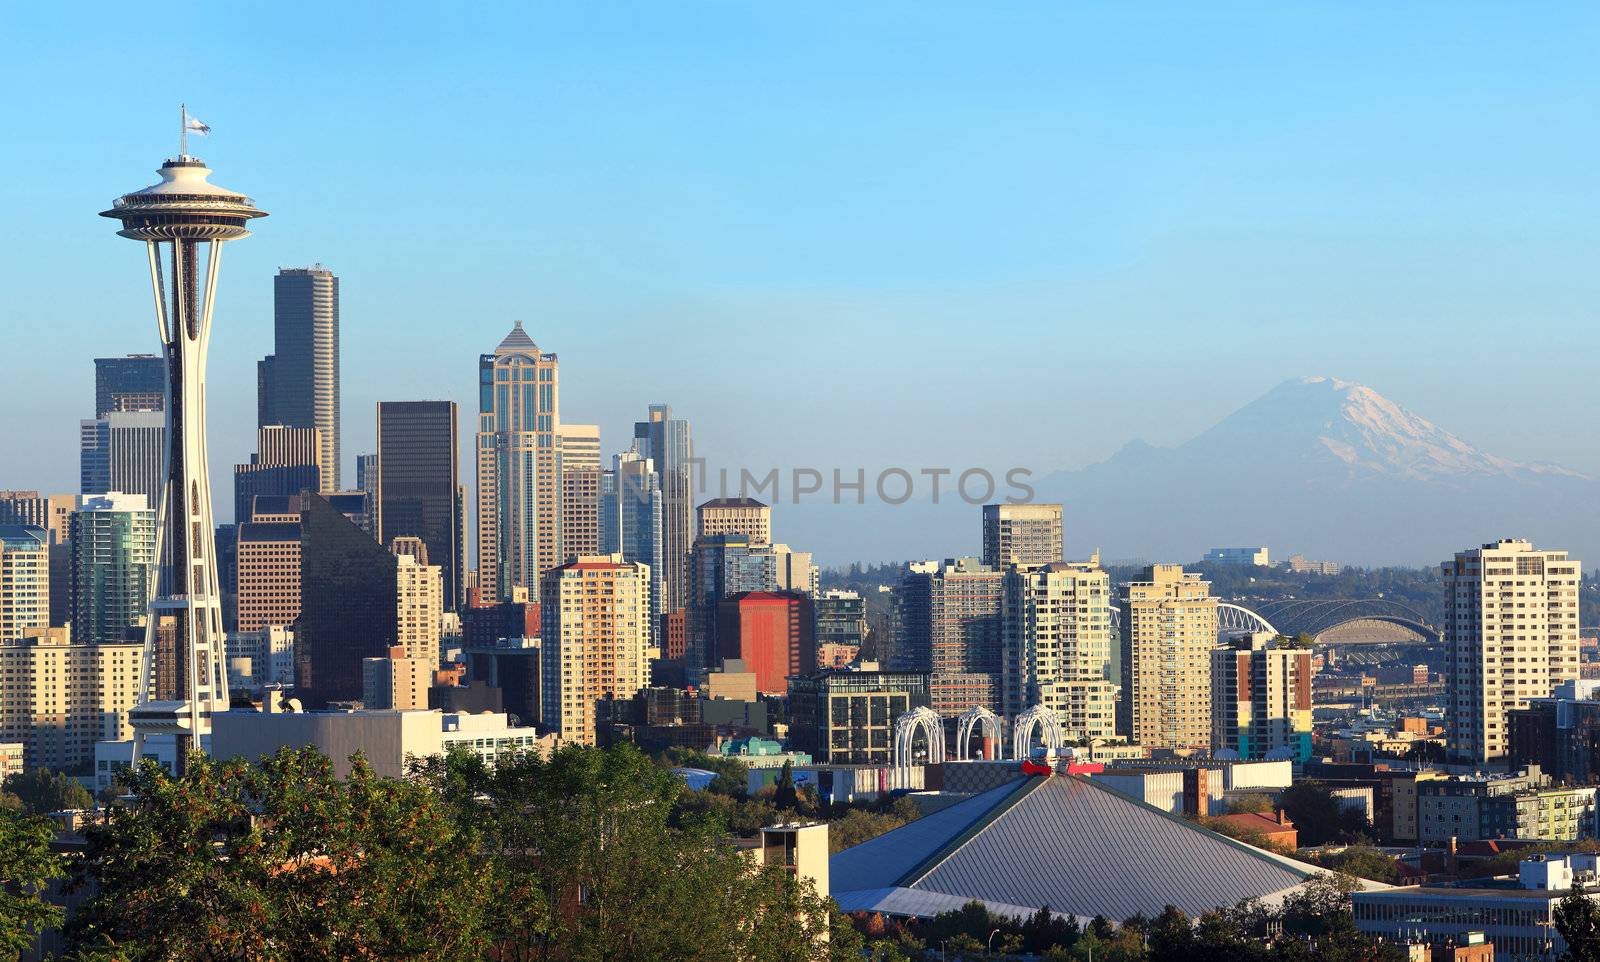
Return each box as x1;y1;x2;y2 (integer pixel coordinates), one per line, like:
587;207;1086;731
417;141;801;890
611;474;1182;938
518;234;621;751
987;928;1001;955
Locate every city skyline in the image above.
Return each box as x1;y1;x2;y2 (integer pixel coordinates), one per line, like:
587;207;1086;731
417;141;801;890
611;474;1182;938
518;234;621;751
5;5;1600;569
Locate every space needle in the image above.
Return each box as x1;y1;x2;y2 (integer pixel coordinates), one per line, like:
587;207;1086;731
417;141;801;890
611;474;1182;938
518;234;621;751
100;107;266;765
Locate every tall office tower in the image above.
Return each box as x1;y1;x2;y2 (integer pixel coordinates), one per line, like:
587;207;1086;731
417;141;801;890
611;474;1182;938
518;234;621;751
1118;564;1219;750
258;266;340;490
475;322;560;602
234;496;303;633
0;526;49;641
1002;559;1117;738
539;554;651;745
69;494;156;646
633;404;693;614
296;493;398;707
1445;539;1582;763
981;503;1064;567
1211;632;1313;762
94;354;166;418
558;423;601;562
0;628;143;770
697;497;771;545
80;411;165;506
770;544;819;596
0;492;74;628
601;450;664;647
356;453;378;495
377;401;461;609
896;557;1005;714
687;533;780;678
715;591;816;695
392;535;443;668
233;425;323;522
101;139;265;755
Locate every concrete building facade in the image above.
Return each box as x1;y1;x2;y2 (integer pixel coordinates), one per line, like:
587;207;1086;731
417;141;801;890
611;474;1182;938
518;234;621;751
1211;632;1314;762
0;526;49;642
1002;559;1117;738
697;497;772;546
981;502;1063;567
0;628;142;769
1119;564;1218;750
539;555;651;745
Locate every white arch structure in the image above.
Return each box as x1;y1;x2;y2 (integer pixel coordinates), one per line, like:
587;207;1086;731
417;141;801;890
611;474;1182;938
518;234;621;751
1217;602;1278;637
1011;705;1064;762
893;706;947;772
954;706;1002;761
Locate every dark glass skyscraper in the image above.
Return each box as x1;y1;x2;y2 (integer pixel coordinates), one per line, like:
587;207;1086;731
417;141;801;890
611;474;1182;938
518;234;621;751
632;403;692;615
93;354;165;418
376;401;461;609
258;266;340;490
295;492;397;706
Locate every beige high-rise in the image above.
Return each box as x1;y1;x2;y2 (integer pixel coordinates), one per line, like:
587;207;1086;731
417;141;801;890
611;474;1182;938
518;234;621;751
0;627;143;769
362;645;433;710
1446;539;1581;763
698;498;772;546
539;554;651;745
1119;564;1218;750
393;536;443;668
1003;558;1118;738
0;527;48;642
982;503;1063;567
558;423;602;563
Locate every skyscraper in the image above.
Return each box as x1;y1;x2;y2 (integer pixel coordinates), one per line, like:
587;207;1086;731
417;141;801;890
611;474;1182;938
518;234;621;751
687;533;779;677
539;554;651;745
601;450;664;647
79;411;165;507
93;354;165;418
234;496;302;634
69;493;156;646
233;425;322;523
982;503;1064;567
296;492;398;707
392;535;443;668
377;401;461;609
558;423;601;563
0;526;48;642
476;322;560;600
898;557;1004;715
258;266;340;490
633;404;693;615
101;138;264;755
1445;539;1581;763
1;492;76;629
1002;559;1117;738
1118;564;1218;750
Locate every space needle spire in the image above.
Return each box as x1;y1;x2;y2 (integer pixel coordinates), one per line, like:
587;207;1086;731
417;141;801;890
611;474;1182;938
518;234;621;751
100;115;266;766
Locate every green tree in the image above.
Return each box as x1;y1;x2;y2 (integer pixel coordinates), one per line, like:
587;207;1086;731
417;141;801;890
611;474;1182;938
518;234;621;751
67;748;496;961
0;807;65;959
4;768;93;816
773;759;799;810
1146;905;1193;961
1278;782;1368;846
1557;885;1600;962
1312;844;1400;883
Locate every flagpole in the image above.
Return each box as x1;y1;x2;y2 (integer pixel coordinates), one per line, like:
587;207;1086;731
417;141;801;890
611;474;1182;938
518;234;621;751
180;102;187;158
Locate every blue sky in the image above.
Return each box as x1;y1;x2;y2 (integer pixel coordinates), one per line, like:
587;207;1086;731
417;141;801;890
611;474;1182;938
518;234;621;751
3;3;1598;562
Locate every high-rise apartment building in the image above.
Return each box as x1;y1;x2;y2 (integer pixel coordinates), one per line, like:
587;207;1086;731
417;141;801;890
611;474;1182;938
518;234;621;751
771;544;819;596
601;450;664;647
377;401;461;609
715;591;816;695
3;492;81;629
233;425;323;523
69;493;156;646
558;423;601;563
393;535;443;668
0;526;49;642
259;266;340;490
633;404;693;614
296;493;399;707
1002;559;1117;738
1211;632;1313;762
477;322;560;600
1445;539;1581;763
1118;564;1219;750
539;554;651;745
697;497;771;546
362;645;432;710
815;590;868;649
981;503;1064;568
93;354;165;418
0;627;143;770
896;558;1004;714
80;411;165;507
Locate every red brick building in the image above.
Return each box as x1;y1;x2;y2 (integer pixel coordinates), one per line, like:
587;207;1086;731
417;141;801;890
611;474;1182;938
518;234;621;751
715;591;815;695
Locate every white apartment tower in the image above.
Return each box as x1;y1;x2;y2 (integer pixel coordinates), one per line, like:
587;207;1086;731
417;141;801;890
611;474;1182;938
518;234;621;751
1446;539;1582;763
1119;564;1219;750
1002;558;1118;738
